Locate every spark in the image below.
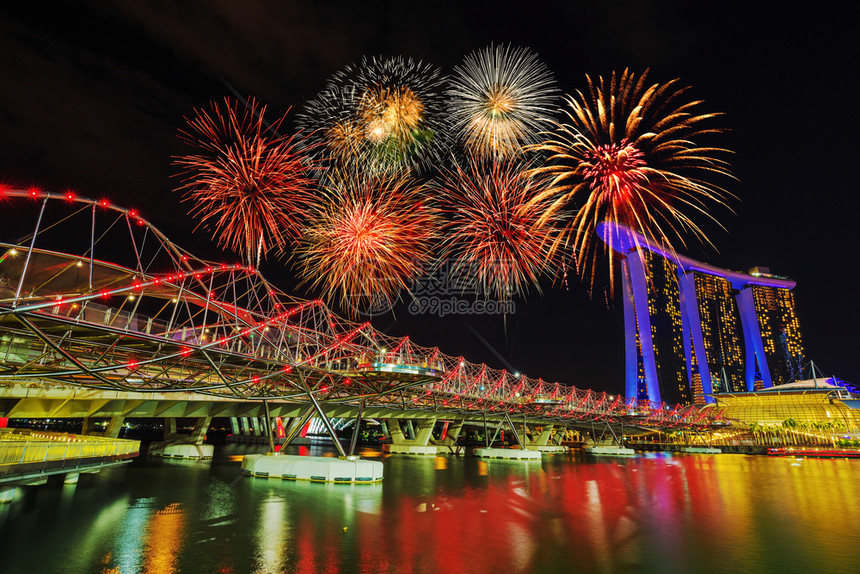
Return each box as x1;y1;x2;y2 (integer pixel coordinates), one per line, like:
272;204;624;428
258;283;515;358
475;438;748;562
528;69;734;292
447;44;559;158
173;97;317;266
298;56;448;175
296;171;437;315
437;156;561;300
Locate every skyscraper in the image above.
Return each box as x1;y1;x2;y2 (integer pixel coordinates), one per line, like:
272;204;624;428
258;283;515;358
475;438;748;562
629;250;689;405
750;279;805;386
690;272;745;395
599;222;803;405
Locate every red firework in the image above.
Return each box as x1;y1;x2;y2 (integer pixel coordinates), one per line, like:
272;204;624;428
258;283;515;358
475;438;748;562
438;157;561;300
528;69;734;291
173;97;317;266
297;171;437;314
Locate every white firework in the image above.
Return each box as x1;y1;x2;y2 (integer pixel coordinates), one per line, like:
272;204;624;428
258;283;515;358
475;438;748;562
447;44;559;158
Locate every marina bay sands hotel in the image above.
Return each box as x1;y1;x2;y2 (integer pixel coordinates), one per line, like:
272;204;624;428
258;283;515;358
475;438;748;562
597;222;804;405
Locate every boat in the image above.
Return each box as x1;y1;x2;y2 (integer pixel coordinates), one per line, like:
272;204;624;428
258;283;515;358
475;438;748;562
766;447;860;458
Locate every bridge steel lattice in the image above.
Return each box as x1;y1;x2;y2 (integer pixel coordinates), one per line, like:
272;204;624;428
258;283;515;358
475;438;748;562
0;190;729;448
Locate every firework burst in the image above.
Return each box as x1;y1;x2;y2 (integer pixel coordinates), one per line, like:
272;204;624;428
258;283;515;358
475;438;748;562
447;44;559;159
298;56;448;175
297;171;437;314
528;69;734;290
438;157;561;300
174;97;317;266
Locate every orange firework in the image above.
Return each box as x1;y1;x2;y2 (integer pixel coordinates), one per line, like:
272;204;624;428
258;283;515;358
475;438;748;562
174;97;317;266
298;56;448;175
528;69;734;291
438;157;561;300
296;171;437;315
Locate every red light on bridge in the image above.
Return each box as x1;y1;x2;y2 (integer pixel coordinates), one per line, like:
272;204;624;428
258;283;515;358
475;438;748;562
64;191;75;201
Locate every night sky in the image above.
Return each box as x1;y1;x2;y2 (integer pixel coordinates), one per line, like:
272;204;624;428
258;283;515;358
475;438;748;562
1;1;856;393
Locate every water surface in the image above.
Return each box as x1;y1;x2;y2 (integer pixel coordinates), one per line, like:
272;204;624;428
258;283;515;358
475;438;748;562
1;444;858;573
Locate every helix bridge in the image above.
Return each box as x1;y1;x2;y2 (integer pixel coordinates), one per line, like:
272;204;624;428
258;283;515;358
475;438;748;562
0;188;729;437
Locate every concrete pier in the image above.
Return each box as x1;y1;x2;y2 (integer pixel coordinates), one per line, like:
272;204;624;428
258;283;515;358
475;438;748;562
148;441;214;459
242;454;383;483
474;447;542;460
1;487;16;504
682;446;722;454
525;445;566;453
584;445;636;456
385;444;439;455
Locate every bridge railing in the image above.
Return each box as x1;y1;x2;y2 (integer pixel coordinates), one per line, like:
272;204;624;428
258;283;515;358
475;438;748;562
0;429;140;466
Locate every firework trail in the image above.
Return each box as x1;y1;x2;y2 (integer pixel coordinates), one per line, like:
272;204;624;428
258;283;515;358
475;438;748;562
447;44;559;159
528;69;734;291
174;97;317;266
296;170;437;315
298;56;449;175
437;156;561;301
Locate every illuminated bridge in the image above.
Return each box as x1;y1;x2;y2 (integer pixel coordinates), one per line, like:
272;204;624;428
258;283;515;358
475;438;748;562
0;190;728;462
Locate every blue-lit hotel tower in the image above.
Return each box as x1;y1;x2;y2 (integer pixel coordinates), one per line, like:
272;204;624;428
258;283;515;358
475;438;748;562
597;222;804;405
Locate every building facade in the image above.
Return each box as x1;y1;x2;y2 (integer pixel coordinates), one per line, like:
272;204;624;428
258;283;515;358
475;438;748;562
600;223;804;405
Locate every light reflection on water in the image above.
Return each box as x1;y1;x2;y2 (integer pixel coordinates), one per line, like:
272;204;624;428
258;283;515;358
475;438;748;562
1;445;859;573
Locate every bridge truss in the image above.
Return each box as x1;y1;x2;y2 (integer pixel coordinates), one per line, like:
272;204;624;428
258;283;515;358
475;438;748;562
0;189;728;434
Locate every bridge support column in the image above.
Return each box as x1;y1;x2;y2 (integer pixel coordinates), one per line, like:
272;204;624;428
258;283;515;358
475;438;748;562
103;417;125;439
81;416;123;437
1;486;16;504
63;472;80;485
524;424;566;452
81;417;99;435
230;417;241;435
250;417;262;436
280;408;314;448
149;416;213;460
163;418;178;441
384;418;439;455
189;416;212;445
473;415;543;460
433;420;465;455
